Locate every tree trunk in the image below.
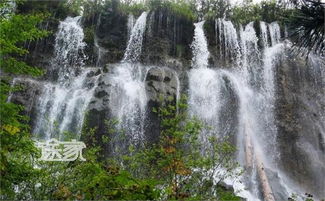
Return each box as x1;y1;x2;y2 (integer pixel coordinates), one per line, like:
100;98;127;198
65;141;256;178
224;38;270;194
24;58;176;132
244;122;275;201
255;151;276;201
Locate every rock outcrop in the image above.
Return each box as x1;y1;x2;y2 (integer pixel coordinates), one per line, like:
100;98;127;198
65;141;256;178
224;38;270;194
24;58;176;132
9;78;42;117
276;50;325;198
142;9;194;66
144;67;179;142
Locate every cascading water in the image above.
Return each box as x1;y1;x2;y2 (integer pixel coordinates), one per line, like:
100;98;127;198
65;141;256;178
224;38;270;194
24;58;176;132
94;14;108;67
51;16;86;83
123;12;148;62
33;70;99;140
239;22;260;83
268;22;281;46
260;43;284;160
189;20;262;200
190;21;210;69
94;36;108;67
33;16;98;140
260;21;269;48
216;18;241;65
188;18;310;200
188;21;222;146
108;12;148;146
127;14;135;39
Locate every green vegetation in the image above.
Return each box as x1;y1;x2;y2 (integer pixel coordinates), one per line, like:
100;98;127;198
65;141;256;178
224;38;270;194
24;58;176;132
119;1;148;16
1;0;324;199
1;94;241;200
230;0;289;25
0;0;48;198
121;96;240;199
147;0;197;20
50;0;323;55
286;0;324;55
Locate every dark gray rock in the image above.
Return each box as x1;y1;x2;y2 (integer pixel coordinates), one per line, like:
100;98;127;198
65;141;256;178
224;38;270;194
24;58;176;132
145;67;178;104
142;9;194;66
265;168;289;201
275;49;325;199
88;71;111;112
95;6;128;65
144;67;179;143
9;78;43;117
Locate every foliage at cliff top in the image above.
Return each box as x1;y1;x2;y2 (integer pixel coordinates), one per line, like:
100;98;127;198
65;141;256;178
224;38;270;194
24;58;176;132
229;0;289;25
117;0;197;21
148;0;197;21
47;0;323;55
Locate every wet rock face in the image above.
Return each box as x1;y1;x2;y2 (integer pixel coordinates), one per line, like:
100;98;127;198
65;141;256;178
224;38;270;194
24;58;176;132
275;51;325;198
9;79;42;116
265;168;288;201
88;71;111;112
145;67;178;104
142;9;194;66
144;67;179;143
9;78;43;126
84;70;113;155
95;8;128;64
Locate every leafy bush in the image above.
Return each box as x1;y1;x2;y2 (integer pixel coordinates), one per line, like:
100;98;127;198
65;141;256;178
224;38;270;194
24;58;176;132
163;0;196;21
119;1;148;17
229;0;287;25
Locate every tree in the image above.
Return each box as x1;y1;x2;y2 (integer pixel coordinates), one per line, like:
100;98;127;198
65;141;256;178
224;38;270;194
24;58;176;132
0;1;48;198
287;0;324;56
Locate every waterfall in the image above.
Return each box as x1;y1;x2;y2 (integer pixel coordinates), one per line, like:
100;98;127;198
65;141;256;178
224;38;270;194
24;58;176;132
51;16;86;83
33;16;98;140
123;12;148;62
94;14;108;67
94;36;107;67
216;18;241;65
108;12;148;146
108;63;148;145
127;14;135;39
260;21;269;48
268;22;281;46
188;21;221;149
187;18;301;200
260;23;283;164
191;21;210;69
33;70;99;140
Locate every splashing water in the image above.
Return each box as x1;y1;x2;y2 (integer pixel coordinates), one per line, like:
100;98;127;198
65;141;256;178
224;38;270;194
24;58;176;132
33;16;96;140
109;12;149;146
108;63;148;145
188;21;222;151
33;69;99;140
